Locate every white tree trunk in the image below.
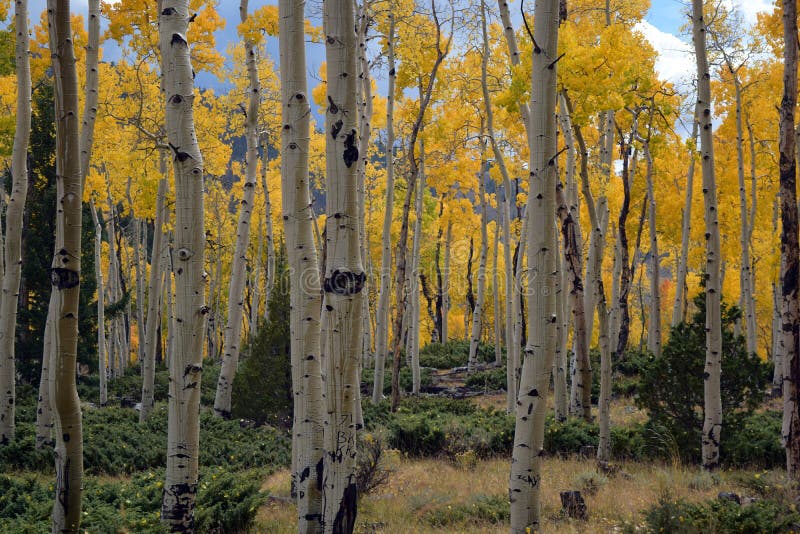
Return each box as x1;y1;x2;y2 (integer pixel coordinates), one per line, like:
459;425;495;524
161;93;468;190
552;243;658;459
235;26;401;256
442;220;452;345
0;0;31;443
468;151;489;373
645;142;661;358
90;202;107;407
321;0;366;529
127;178;146;369
48;0;85;529
279;0;325;528
509;0;559;529
214;0;261;418
693;0;723;470
260;134;276;321
554;222;569;422
407;138;425;395
159;2;206;527
373;7;396;403
672;108;698;327
139;178;166;422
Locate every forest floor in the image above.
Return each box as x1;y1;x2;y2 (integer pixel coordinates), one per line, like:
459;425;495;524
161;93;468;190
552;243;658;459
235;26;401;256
255;394;771;533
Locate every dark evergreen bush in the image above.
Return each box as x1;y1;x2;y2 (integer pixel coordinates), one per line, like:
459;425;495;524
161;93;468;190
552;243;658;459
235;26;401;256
231;246;292;428
636;293;770;464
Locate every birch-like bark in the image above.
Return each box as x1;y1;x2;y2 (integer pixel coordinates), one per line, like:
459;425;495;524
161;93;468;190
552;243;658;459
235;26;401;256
321;0;366;529
127;179;146;369
493;224;504;367
672;107;699;327
48;0;84;529
90;202;107;407
644;140;661;357
480;3;516;397
0;0;31;443
139;178;166;422
554;222;569;422
260;134;276;318
214;0;261;418
407;137;425;394
279;0;325;527
780;0;800;479
693;0;723;470
389;5;447;411
468;148;489;373
565;94;600;422
373;7;396;403
159;3;206;528
509;0;559;529
442;220;452;344
558;95;588;418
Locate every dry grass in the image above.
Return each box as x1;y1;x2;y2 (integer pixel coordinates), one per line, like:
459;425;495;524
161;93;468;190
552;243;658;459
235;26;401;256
256;453;762;533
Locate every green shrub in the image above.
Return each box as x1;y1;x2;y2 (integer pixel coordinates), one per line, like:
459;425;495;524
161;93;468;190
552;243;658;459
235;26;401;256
196;467;268;533
464;368;506;390
637;293;770;464
423;494;509;526
418;340;498;369
543;415;597;455
721;411;784;469
232;249;292;427
637;495;800;534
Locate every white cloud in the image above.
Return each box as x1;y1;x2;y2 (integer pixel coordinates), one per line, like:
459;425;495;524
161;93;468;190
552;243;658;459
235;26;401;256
634;20;694;83
723;0;774;25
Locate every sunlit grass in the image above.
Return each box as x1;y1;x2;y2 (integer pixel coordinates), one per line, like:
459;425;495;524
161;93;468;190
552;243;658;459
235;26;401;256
257;452;765;532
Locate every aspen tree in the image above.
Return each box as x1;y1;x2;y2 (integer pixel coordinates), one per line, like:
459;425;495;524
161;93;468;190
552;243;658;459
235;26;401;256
779;0;800;479
279;0;325;527
672;108;699;327
468;141;489;373
480;0;517;410
493;223;504;367
159;1;206;527
127;179;146;369
554;222;569;422
693;0;724;470
644;134;661;357
557;94;588;419
0;0;31;443
48;0;85;528
260;133;276;319
90;201;107;407
140;178;167;422
389;2;447;411
509;0;560;529
214;0;262;418
407;135;426;394
373;5;396;402
321;0;367;529
442;220;452;343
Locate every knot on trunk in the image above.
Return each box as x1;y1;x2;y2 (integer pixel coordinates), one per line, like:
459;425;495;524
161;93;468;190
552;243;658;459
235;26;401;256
324;270;366;296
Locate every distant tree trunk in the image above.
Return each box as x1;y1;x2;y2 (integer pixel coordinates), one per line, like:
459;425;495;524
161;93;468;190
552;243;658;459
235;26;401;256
373;6;396;403
407;136;425;394
481;1;516;409
260;133;276;320
139;178;166;422
509;0;559;529
48;0;85;529
672;107;699;327
554;220;569;422
159;2;206;528
127;178;146;370
493;224;504;367
468;145;489;373
321;0;366;529
390;6;447;411
644;140;661;358
565;95;600;422
90;202;107;407
693;0;723;471
442;220;452;344
215;0;261;418
780;0;800;480
558;94;588;419
0;0;31;443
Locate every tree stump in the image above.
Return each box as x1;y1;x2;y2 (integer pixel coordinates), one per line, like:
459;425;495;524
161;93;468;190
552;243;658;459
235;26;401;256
578;445;595;459
560;490;588;520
